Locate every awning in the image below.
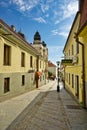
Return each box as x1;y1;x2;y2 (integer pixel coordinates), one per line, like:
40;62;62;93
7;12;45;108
35;71;42;76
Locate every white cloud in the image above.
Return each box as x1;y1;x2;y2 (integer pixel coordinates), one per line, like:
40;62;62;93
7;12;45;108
10;0;25;10
3;0;78;25
51;29;59;36
41;4;49;13
55;20;60;25
58;32;68;37
10;0;40;11
61;1;78;20
34;17;46;23
53;0;78;25
51;29;68;38
51;24;71;38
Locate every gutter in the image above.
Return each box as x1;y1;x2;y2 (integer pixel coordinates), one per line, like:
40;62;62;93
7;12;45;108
75;35;86;108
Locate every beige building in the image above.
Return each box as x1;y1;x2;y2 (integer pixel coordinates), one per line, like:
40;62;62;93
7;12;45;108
0;19;48;100
48;61;56;77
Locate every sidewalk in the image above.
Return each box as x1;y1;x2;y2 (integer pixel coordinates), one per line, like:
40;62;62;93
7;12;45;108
0;80;56;130
48;81;87;130
60;82;87;130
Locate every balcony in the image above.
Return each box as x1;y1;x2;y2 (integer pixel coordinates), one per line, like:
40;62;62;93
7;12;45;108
61;56;78;66
61;59;73;66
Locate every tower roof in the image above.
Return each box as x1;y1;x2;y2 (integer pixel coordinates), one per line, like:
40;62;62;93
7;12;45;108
34;31;41;41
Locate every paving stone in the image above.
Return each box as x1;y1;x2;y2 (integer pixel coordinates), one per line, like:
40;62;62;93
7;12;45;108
0;81;87;130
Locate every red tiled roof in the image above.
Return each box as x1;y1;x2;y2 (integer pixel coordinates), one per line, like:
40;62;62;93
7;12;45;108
48;61;56;67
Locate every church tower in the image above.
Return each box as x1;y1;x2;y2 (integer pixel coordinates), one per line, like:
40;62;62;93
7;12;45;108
33;31;42;44
33;31;43;56
32;31;48;79
34;31;41;42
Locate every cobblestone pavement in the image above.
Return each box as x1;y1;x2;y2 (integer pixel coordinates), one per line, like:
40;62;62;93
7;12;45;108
6;83;70;130
60;85;87;130
0;81;87;130
0;80;55;130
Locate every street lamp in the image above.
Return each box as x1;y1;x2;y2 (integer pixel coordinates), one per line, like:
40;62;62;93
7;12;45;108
56;61;60;92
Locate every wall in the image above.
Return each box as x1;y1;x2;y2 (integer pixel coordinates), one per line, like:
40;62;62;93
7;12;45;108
64;12;84;103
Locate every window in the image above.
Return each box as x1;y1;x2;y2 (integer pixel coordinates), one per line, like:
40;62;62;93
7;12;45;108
21;52;25;67
72;44;74;55
36;59;38;69
76;42;79;54
22;75;25;86
72;74;74;88
69;73;70;85
30;56;33;67
75;75;79;98
69;50;70;57
4;78;10;93
4;44;11;65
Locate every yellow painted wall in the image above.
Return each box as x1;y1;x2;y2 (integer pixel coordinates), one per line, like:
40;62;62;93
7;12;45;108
0;37;37;73
78;28;87;107
78;27;87;82
65;65;83;102
0;22;48;99
63;13;83;103
83;35;87;81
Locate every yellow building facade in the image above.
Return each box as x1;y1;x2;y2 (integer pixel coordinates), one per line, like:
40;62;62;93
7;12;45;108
73;0;87;108
76;28;87;108
0;19;48;100
62;12;84;105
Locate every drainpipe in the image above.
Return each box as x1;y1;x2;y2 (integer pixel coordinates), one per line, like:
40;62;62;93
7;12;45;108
75;36;86;108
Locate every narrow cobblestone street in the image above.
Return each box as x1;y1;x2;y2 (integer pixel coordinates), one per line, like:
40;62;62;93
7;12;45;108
6;87;69;130
1;1;87;130
0;80;87;130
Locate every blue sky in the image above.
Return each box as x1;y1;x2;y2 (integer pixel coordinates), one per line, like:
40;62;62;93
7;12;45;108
0;0;78;65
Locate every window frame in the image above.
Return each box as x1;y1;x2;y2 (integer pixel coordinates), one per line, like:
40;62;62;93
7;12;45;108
4;78;10;93
22;75;25;86
72;74;74;88
30;56;33;68
4;44;11;66
21;52;25;67
76;42;79;54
